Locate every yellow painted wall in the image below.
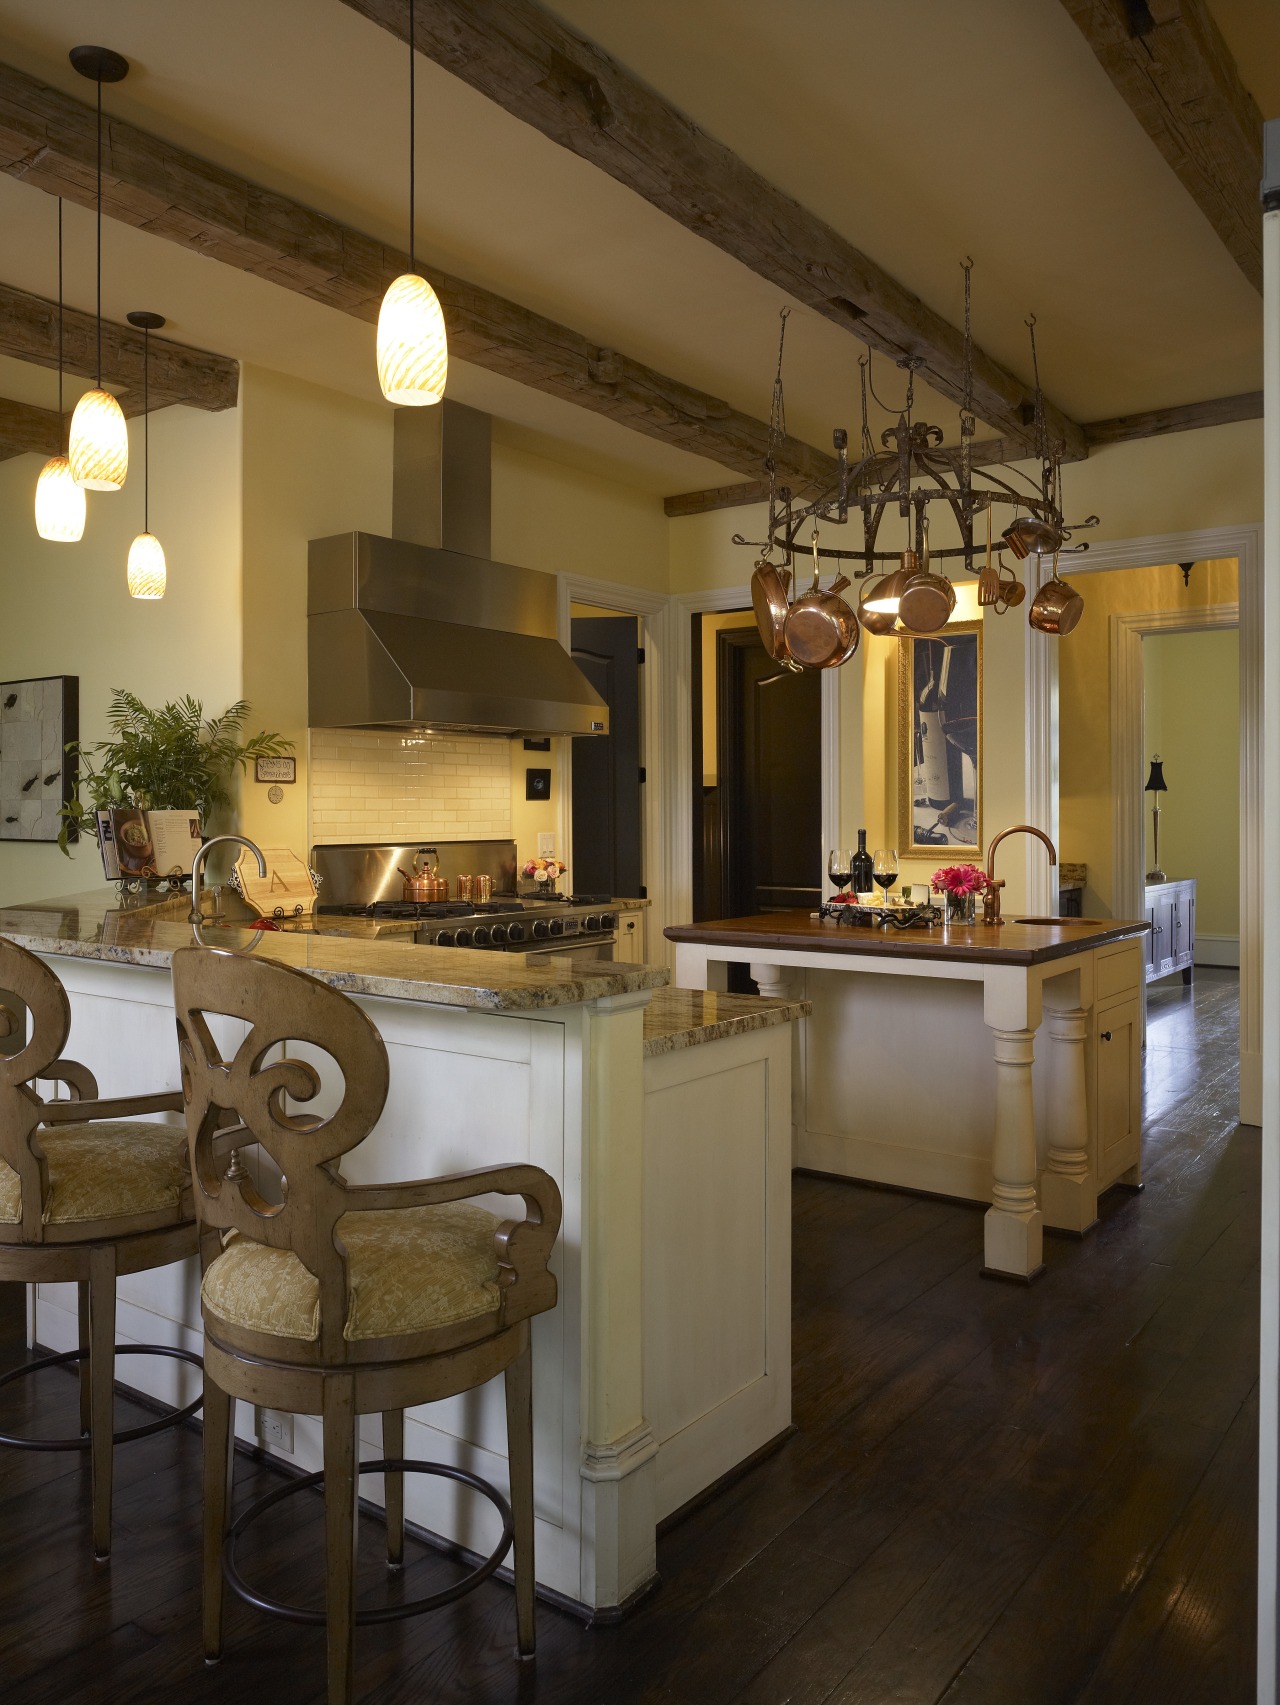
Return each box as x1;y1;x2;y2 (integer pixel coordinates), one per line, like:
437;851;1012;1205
0;405;243;908
1058;558;1238;917
1143;628;1239;941
238;364;392;860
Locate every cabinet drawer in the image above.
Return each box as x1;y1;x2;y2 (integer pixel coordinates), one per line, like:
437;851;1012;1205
1097;942;1141;1000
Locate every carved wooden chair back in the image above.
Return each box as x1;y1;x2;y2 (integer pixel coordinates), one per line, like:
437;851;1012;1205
171;945;391;1358
0;935;98;1242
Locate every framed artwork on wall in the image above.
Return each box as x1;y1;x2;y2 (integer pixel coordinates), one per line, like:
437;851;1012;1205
0;676;79;843
897;623;982;856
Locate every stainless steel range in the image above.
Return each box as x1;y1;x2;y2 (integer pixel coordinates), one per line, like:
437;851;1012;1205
310;841;620;958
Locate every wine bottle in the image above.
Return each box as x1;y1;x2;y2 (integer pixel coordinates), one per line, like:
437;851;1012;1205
851;829;873;894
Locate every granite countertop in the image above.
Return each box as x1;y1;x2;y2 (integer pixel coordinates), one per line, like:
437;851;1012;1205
666;911;1149;968
0;891;669;1013
642;987;810;1057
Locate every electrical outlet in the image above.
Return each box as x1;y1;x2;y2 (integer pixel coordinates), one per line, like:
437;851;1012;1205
257;1407;294;1453
537;832;556;855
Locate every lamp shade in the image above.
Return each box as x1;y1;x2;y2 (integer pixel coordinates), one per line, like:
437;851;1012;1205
1145;756;1167;793
34;455;86;541
68;388;129;490
376;273;448;405
126;531;166;599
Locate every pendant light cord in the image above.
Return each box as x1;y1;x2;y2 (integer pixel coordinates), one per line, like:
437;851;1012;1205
56;198;64;424
96;75;102;388
408;0;416;275
143;325;149;531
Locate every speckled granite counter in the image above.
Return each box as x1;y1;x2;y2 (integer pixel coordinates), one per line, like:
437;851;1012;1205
0;890;668;1012
642;986;810;1056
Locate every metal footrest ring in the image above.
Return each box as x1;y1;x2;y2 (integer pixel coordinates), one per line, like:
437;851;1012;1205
223;1457;515;1627
0;1344;203;1451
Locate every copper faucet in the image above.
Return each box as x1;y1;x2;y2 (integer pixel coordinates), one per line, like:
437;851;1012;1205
983;825;1058;925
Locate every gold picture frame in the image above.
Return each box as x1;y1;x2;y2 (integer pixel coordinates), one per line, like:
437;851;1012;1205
897;621;983;857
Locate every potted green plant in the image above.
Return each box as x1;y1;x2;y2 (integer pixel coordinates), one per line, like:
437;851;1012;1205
58;691;292;855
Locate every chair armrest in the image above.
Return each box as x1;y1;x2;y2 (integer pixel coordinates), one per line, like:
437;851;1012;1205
36;1058;99;1101
39;1089;186;1125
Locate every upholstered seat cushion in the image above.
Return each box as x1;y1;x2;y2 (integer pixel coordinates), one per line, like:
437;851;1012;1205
0;1121;190;1226
200;1201;504;1342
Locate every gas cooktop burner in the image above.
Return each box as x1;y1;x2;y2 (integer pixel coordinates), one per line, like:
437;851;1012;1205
317;900;519;921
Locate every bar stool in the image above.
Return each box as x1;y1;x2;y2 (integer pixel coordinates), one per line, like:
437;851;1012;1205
171;945;562;1705
0;936;202;1558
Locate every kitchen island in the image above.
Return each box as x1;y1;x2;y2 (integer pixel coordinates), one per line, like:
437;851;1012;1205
667;911;1150;1282
0;891;805;1615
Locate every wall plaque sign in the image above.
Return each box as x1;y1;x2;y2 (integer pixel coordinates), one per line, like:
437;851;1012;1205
254;755;297;784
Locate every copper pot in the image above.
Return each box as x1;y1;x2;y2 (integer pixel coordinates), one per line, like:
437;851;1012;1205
783;535;860;668
858;567;904;636
1028;564;1084;635
896;529;955;635
751;558;793;661
1001;516;1063;560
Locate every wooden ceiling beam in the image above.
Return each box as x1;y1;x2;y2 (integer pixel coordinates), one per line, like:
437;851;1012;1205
0;280;239;411
337;0;1087;461
0;394;61;460
1058;0;1263;291
0;59;833;490
665;390;1265;514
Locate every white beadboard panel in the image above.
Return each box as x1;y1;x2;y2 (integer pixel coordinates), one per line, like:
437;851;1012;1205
309;728;513;844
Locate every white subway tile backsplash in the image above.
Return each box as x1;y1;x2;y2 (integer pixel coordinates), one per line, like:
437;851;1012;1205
308;729;513;845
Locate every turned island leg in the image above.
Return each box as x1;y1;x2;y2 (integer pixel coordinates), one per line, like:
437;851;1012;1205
983;1026;1045;1282
1040;977;1098;1236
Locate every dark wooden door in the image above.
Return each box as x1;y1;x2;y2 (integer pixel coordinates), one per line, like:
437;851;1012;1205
570;616;643;898
718;627;822;917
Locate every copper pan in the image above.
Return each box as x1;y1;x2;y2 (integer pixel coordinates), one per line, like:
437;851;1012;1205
1028;556;1084;635
751;557;793;660
783;534;860;667
896;526;956;635
1001;516;1063;560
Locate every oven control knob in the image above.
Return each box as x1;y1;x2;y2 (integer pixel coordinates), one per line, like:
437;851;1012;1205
585;914;602;933
490;923;509;944
600;914;617;931
454;928;472;948
549;918;564;937
436;931;455;947
472;926;491;947
532;919;550;940
507;922;525;943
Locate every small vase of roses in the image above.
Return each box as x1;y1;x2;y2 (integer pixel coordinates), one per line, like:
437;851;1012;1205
522;856;567;895
931;862;989;925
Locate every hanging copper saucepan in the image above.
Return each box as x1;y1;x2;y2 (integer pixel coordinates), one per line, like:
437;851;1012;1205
1028;554;1084;635
783;532;860;668
896;524;956;635
1001;516;1063;561
751;555;793;661
857;571;900;636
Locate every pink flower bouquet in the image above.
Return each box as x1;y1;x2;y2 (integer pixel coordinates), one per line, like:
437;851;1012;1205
931;863;989;897
522;856;567;886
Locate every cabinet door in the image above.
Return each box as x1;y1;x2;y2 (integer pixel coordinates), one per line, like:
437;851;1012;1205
1096;993;1142;1188
614;913;645;964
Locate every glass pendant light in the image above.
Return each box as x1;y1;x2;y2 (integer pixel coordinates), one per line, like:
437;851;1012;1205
67;46;130;491
35;198;87;543
376;0;448;405
125;311;167;600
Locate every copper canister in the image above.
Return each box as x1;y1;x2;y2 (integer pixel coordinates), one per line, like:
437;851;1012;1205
476;875;493;903
457;874;474;904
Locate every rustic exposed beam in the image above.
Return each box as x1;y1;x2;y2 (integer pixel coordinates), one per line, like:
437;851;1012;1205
1083;388;1263;445
0;394;61;460
337;0;1087;460
0;59;832;490
665;390;1266;514
1059;0;1263;291
0;280;239;411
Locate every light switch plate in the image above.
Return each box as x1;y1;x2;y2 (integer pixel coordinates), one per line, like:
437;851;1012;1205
537;832;556;855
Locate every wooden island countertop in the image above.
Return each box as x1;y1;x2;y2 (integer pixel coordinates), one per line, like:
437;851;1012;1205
666;911;1149;968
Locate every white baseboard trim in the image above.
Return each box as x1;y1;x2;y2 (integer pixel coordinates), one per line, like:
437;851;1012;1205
1195;934;1240;968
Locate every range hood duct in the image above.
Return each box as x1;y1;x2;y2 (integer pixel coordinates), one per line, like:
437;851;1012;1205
308;403;608;738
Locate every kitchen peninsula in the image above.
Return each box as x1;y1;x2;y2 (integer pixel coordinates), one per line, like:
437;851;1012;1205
0;890;805;1615
667;911;1150;1281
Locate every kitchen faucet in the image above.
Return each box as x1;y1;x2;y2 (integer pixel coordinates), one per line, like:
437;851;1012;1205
983;825;1057;925
188;834;267;925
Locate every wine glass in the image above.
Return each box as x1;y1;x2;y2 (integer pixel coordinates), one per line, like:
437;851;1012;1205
873;849;898;906
827;849;854;896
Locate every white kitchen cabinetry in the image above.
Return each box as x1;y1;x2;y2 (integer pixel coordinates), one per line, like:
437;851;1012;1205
1144;879;1196;985
1091;941;1143;1192
613;905;647;963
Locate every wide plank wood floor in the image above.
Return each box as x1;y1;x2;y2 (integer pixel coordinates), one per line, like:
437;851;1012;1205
0;968;1255;1703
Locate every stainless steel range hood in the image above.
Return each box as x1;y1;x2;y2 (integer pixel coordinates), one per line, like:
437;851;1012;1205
308;403;608;738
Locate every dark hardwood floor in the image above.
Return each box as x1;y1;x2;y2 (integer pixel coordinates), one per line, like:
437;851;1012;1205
0;969;1255;1704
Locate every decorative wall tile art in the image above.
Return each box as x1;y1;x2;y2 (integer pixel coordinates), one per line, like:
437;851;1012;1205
0;676;78;843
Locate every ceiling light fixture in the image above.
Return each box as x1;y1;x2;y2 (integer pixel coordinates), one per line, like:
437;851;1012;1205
739;265;1100;667
376;0;448;406
125;311;167;600
67;45;130;492
34;198;87;543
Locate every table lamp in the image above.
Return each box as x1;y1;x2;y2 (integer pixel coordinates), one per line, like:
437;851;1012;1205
1145;755;1167;882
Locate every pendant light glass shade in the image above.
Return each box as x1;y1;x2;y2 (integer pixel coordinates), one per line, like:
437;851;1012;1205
377;272;447;405
126;531;166;599
34;455;86;542
69;387;129;490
